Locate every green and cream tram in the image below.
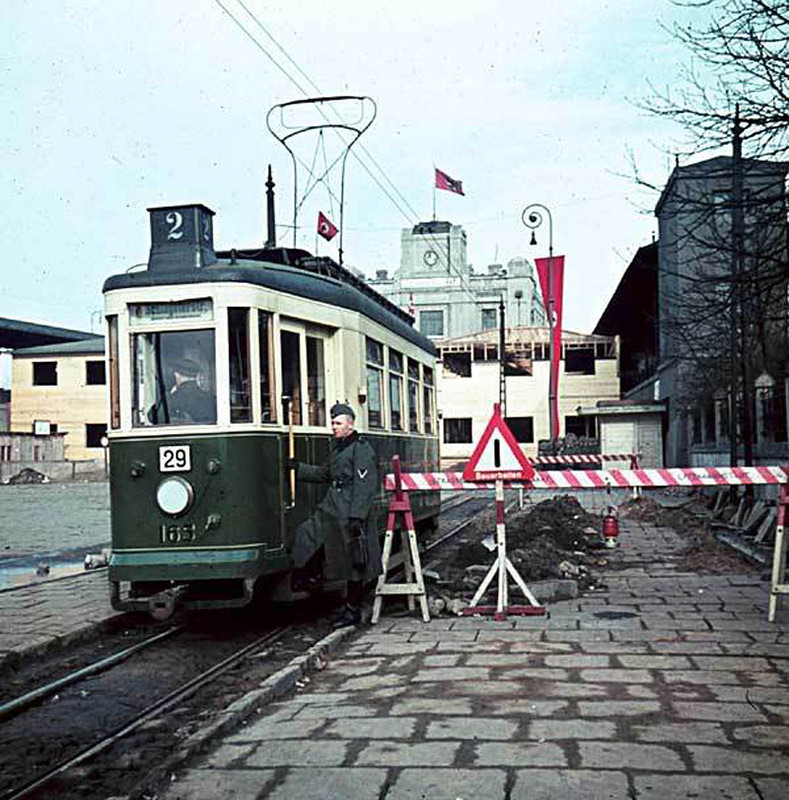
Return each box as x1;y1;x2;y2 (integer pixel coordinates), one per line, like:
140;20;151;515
103;204;439;615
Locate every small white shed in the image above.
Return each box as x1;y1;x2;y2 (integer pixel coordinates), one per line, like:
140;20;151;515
578;401;666;468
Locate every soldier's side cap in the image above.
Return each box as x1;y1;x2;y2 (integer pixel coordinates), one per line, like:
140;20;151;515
330;402;355;420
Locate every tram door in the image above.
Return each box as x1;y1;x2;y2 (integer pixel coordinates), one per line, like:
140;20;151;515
279;321;331;434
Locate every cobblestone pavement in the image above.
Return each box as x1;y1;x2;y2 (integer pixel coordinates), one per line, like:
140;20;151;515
0;571;118;671
0;482;110;557
163;516;789;800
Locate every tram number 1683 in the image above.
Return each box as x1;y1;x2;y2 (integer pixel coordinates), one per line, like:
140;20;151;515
159;522;197;544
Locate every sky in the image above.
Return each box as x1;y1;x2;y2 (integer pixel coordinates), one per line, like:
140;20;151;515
2;0;706;345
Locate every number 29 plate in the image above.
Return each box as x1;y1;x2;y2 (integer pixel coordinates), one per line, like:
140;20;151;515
159;445;191;473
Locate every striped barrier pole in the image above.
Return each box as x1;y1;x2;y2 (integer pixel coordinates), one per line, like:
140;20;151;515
385;464;789;622
384;466;789;492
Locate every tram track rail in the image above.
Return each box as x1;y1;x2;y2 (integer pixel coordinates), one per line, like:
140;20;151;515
0;625;188;725
0;606;330;800
1;625;290;800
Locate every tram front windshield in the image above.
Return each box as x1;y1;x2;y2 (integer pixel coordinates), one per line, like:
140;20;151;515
132;330;217;426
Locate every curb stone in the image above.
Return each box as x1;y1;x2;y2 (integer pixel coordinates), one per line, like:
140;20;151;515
122;624;359;799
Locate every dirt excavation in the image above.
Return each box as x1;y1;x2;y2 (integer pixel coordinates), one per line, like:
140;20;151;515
423;491;759;615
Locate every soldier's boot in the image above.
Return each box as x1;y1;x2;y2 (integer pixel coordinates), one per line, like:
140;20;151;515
332;603;362;628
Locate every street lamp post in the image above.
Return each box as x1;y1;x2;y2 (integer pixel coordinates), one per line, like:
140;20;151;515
521;203;557;447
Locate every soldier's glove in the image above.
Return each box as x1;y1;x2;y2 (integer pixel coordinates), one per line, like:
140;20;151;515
349;517;368;569
284;457;298;472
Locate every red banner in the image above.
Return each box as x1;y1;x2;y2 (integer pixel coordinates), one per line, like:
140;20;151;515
534;256;565;439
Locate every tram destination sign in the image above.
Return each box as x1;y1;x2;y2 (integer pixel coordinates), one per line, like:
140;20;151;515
129;298;213;325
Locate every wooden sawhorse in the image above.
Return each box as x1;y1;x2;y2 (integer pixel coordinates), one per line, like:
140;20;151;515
371;456;430;624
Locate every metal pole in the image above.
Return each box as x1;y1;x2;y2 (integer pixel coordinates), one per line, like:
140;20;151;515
522;204;556;447
499;295;506;416
732;106;753;466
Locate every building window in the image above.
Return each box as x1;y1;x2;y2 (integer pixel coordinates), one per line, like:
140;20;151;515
481;308;498;330
33;362;57;386
0;445;11;461
407;360;420;433
703;402;716;444
757;383;788;443
86;360;106;385
564;415;596;438
423;366;434;435
505;416;534;443
444;417;472;444
442;351;471;378
366;338;384;428
691;409;703;445
229;308;252;423
86;423;107;448
419;310;444;337
306;336;327;427
388;349;404;431
504;347;533;377
716;396;730;441
564;346;595;375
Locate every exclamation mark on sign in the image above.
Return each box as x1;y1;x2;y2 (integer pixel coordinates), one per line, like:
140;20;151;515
494;438;501;468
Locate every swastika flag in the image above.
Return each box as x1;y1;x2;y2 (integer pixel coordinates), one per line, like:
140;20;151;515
317;211;338;241
434;168;464;196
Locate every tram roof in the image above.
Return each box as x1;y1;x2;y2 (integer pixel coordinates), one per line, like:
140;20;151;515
103;250;436;356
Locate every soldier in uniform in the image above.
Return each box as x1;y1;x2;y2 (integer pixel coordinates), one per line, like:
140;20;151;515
288;402;381;626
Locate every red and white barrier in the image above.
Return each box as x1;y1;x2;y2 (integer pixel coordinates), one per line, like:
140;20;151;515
385;466;789;492
527;453;639;466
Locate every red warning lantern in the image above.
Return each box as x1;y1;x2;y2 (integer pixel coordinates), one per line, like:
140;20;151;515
602;507;619;548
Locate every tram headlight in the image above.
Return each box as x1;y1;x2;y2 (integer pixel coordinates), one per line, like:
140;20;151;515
156;476;194;517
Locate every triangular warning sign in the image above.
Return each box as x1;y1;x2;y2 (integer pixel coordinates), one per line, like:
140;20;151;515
462;404;535;482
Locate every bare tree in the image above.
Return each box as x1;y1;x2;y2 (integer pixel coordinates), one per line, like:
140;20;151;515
647;0;789;159
633;1;789;464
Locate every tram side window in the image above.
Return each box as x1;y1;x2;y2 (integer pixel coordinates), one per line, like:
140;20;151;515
228;308;251;423
132;330;216;427
407;360;420;433
306;336;326;427
280;330;302;425
423;365;435;435
258;312;275;422
366;338;384;429
389;349;404;431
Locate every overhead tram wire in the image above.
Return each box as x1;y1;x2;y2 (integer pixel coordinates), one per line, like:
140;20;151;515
214;0;483;305
232;1;482;304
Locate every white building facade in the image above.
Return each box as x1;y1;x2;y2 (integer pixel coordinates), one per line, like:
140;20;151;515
436;327;621;464
369;220;546;340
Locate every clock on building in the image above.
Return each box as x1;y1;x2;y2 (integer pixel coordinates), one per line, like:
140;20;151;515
423;249;439;267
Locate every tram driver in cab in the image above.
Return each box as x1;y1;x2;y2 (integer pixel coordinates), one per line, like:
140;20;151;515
287;402;381;627
167;358;215;423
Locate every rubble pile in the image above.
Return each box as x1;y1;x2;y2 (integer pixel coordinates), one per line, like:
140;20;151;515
6;468;49;485
432;495;607;609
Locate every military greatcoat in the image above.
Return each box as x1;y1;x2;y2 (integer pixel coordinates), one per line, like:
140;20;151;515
291;432;381;583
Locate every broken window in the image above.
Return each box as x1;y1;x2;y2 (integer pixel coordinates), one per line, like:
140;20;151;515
505;416;534;443
444;417;472;444
564;346;595;375
504;348;533;377
442;351;471;378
